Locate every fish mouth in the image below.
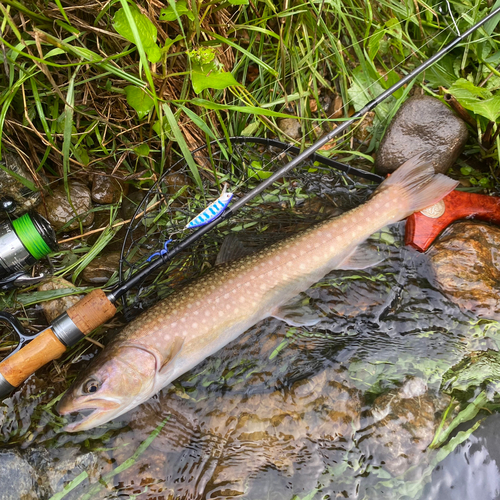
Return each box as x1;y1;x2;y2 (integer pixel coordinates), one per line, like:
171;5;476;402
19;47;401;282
58;398;124;433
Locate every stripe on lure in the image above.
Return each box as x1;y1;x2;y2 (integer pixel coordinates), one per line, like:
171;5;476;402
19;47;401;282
185;185;233;229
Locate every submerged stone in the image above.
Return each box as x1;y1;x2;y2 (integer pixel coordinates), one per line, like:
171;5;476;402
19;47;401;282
375;94;468;175
361;378;448;477
428;221;500;319
0;450;38;499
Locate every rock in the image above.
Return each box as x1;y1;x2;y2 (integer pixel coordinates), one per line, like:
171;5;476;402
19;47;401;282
428;221;500;319
37;182;94;231
81;252;120;284
362;378;447;477
121;191;147;220
91;174;128;204
375;94;468;175
278;117;302;140
0;450;38;499
38;277;83;323
0;150;42;217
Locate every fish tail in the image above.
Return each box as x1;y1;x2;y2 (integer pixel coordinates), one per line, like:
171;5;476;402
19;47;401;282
374;151;459;218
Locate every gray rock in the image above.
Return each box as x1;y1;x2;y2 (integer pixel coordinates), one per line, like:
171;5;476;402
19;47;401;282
91;174;128;205
0;450;38;499
38;277;83;323
81;251;120;284
37;182;94;231
375;95;468;175
0;151;42;217
278;117;302;140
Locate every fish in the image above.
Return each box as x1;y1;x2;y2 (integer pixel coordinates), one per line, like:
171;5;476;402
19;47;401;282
58;153;458;432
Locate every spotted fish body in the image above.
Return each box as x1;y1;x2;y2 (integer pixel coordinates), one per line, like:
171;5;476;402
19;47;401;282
58;154;458;432
185;190;233;229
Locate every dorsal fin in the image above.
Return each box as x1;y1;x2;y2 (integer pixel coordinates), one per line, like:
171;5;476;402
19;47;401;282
215;234;255;265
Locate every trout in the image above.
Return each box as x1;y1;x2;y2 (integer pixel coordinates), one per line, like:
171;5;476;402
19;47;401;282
58;154;458;431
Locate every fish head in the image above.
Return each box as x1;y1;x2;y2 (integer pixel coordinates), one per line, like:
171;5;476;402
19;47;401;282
58;343;158;432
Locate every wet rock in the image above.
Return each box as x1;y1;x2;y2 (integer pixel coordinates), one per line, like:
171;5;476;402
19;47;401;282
121;191;147;220
44;450;102;494
91;174;128;204
362;378;447;477
0;150;42;217
278;117;302;140
0;450;38;499
428;221;500;319
375;95;468;175
38;277;83;323
81;252;120;284
37;182;94;231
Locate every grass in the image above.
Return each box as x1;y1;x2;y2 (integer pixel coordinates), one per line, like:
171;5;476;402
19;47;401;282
1;0;500;496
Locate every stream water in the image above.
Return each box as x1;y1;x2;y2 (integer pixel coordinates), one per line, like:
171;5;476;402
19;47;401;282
1;222;500;499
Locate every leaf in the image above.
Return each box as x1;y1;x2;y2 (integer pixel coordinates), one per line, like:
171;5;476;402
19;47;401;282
159;0;195;21
447;78;500;122
125;85;154;119
190;59;241;94
227;0;249;4
367;29;385;61
113;5;161;63
134;143;150;156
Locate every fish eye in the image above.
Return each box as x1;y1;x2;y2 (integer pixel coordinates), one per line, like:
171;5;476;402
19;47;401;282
83;379;100;394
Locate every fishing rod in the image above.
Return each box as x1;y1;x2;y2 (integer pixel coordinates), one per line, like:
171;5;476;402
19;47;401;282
0;4;499;399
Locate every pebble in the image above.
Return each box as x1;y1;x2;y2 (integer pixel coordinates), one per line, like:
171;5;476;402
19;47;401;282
37;182;94;231
278;117;302;140
0;150;43;217
91;174;128;204
81;251;120;284
37;277;83;323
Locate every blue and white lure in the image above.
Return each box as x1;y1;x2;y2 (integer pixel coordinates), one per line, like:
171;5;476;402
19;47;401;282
147;185;233;263
185;184;233;229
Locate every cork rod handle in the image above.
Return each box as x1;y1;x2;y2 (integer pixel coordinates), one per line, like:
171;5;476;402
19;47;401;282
0;290;116;391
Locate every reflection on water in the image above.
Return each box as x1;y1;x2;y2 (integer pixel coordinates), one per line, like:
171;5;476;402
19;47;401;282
1;222;500;499
423;413;500;500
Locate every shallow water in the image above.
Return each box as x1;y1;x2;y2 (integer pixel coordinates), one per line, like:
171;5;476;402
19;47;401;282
1;222;500;500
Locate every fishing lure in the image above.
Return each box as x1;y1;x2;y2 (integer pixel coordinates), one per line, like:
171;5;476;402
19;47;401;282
185;184;233;229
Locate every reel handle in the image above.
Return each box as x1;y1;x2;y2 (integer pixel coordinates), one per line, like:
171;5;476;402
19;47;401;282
405;190;500;252
0;290;116;398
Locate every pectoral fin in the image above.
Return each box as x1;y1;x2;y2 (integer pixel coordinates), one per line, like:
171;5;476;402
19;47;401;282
271;294;322;327
160;335;184;374
337;242;385;270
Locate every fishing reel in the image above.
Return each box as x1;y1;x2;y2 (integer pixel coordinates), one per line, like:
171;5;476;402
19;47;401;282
0;197;58;290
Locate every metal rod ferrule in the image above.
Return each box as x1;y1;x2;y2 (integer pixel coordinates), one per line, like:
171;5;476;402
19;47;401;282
52;313;85;347
0;372;15;398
